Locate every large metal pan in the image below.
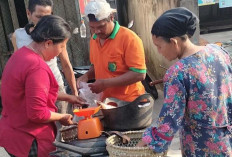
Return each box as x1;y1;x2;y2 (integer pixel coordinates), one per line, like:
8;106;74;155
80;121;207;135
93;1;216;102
101;93;154;131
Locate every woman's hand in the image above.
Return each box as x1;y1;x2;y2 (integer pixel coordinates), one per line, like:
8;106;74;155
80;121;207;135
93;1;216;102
59;114;76;126
136;140;147;147
67;95;86;106
57;92;86;106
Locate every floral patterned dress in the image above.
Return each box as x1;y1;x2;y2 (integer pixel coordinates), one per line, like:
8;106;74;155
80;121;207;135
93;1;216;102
142;44;232;156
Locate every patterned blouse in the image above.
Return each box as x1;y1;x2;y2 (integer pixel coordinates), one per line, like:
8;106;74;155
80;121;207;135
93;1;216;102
142;44;232;156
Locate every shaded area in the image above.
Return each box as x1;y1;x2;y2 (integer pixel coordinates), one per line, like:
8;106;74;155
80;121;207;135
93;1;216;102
200;3;232;33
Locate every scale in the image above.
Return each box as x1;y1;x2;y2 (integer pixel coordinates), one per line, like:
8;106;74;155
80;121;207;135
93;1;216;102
73;106;103;140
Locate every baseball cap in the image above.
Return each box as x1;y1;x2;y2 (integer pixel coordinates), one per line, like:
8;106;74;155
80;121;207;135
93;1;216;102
85;0;116;21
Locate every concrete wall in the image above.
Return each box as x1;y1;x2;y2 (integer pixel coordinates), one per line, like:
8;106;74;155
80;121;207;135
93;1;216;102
127;0;199;89
180;0;200;45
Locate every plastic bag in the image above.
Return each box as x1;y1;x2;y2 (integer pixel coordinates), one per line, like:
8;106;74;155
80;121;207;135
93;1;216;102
73;82;102;122
97;97;130;109
78;82;102;107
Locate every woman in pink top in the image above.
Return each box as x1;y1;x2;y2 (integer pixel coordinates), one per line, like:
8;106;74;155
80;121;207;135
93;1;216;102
0;15;85;157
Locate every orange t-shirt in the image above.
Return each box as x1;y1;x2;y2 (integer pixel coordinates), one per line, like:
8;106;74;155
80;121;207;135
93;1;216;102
90;21;146;102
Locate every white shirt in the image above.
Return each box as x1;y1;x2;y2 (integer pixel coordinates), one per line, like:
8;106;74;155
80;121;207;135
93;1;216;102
15;28;64;86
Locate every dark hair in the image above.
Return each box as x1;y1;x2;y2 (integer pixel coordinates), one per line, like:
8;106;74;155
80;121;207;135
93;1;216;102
161;34;190;43
25;23;35;35
151;7;198;39
26;15;71;44
28;0;53;13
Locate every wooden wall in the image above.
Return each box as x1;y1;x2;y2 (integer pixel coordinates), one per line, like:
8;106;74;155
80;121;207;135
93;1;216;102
127;0;180;88
126;0;199;89
0;0;15;77
26;0;91;67
1;0;199;81
0;0;91;78
52;0;90;67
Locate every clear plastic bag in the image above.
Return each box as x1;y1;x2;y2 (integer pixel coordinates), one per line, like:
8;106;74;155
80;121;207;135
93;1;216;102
96;97;130;109
72;82;102;122
78;82;102;107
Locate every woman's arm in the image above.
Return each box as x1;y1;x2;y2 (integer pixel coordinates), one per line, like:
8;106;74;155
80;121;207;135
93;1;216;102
141;76;186;153
57;92;86;106
25;68;57;123
45;111;74;126
25;67;78;126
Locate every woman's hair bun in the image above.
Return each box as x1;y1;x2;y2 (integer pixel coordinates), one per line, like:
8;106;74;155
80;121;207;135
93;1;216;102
25;23;35;35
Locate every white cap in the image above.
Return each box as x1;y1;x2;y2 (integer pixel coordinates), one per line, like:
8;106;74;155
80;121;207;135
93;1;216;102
85;0;116;21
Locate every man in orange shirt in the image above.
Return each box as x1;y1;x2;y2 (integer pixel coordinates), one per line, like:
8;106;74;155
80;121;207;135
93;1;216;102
77;0;146;102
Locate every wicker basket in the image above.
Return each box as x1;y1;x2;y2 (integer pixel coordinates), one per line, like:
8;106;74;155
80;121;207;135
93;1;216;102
60;125;78;142
106;130;167;157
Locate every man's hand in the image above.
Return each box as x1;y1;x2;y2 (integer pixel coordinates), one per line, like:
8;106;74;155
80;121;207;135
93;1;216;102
76;74;89;89
76;65;95;89
59;114;75;126
88;79;106;94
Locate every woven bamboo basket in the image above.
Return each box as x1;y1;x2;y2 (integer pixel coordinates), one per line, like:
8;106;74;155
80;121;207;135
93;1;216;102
60;125;77;142
106;130;167;157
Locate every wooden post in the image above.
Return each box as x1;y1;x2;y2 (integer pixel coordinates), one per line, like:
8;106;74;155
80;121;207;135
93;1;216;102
8;0;19;29
62;0;90;66
180;0;199;44
0;41;3;77
24;0;28;9
0;23;5;77
0;6;5;76
116;0;129;27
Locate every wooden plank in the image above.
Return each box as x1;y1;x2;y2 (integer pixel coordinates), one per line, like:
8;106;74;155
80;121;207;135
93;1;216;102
116;0;129;27
24;0;28;9
201;24;232;33
0;5;4;76
200;18;232;33
8;0;19;29
62;0;90;66
127;0;180;88
0;27;6;77
0;5;8;52
0;5;12;75
0;42;4;77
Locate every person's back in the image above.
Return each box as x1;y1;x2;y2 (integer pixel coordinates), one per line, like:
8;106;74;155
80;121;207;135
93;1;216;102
160;44;232;156
162;43;232;127
139;7;232;157
172;44;232;128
